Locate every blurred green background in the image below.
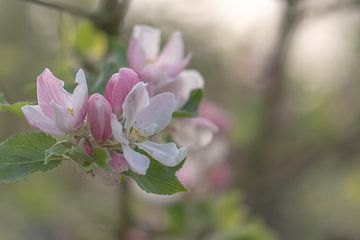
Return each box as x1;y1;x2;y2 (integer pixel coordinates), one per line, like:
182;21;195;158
1;0;360;239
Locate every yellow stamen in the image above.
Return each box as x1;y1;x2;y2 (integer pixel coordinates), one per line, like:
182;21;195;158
67;107;75;116
146;58;155;64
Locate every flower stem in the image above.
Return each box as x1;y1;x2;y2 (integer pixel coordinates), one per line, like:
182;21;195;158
117;179;133;239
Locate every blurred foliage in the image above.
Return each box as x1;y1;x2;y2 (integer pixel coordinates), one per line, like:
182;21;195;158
1;0;360;239
140;191;278;240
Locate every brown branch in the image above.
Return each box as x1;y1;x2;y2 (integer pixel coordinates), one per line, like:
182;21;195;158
93;0;130;36
18;0;94;19
302;0;360;18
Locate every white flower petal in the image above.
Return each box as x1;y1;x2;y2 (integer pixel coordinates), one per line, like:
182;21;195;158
134;92;176;136
136;140;187;167
110;114;128;145
122;82;149;133
123;145;150;175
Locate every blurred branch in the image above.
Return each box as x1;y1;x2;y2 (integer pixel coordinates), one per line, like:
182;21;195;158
229;1;307;222
18;0;93;18
94;0;130;36
118;179;133;239
17;0;130;36
271;125;360;194
302;0;360;18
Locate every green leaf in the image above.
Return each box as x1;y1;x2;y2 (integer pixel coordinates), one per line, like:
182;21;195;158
124;152;187;195
44;140;72;164
174;89;203;118
67;145;92;166
172;110;194;118
0;93;31;117
91;147;111;172
0;132;62;183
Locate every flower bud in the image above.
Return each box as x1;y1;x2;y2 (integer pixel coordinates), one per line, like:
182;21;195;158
87;93;112;142
105;68;139;115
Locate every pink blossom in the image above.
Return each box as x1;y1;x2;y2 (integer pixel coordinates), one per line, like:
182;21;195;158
22;68;88;135
156;70;204;109
111;82;187;175
199;100;232;133
128;25;191;84
87;93;112;142
108;152;129;173
172;117;218;150
104;68;139;115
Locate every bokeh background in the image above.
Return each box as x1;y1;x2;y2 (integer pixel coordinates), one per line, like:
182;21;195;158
1;0;360;239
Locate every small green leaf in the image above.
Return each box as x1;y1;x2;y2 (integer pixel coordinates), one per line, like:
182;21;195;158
0;93;31;117
124;152;187;195
44;141;72;164
174;89;203;118
91;147;111;172
172;110;194;118
0;132;62;183
67;145;92;166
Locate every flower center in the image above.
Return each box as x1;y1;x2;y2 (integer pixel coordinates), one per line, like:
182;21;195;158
129;128;146;142
67;107;75;116
146;58;155;64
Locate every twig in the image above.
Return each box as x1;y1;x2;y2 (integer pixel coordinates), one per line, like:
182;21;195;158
302;0;360;19
117;179;133;239
93;0;130;36
18;0;94;19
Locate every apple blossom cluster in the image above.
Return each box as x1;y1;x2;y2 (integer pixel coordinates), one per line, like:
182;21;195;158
14;25;219;193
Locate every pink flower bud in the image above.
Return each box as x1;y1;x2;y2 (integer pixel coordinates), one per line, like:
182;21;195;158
109;152;129;173
83;139;93;155
104;68;139;115
87;93;112;142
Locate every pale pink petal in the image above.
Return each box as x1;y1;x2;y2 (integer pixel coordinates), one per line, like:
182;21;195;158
157;70;204;109
172;117;218;149
109;152;129;173
105;68;140;115
156;32;192;77
36;68;69;118
199;100;232;133
176;160;200;188
21;105;62;135
123;145;150;175
51;101;76;133
110;114;128;145
75;69;87;85
132;25;161;61
88;93;112;142
134;92;176;136
70;83;88;129
156;32;191;76
122;82;149;133
128;38;146;74
157;32;184;66
136;140;186;167
139;64;166;83
163;52;192;77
